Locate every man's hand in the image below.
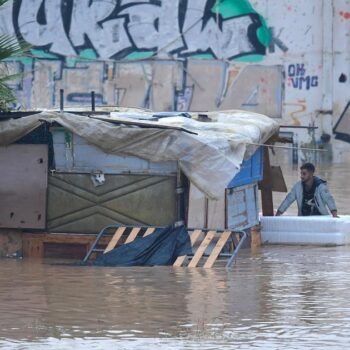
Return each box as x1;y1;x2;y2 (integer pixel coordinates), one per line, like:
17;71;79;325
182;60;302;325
331;210;339;218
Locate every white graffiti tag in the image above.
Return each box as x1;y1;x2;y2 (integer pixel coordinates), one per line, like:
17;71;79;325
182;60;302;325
119;1;183;56
182;0;258;59
69;0;131;58
18;0;75;56
1;0;266;60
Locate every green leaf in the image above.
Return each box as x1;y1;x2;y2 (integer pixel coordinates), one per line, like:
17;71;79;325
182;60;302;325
0;27;32;110
0;72;22;83
0;81;16;112
0;35;31;61
0;0;10;7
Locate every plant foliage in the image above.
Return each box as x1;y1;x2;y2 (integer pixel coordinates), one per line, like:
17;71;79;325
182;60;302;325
0;1;31;111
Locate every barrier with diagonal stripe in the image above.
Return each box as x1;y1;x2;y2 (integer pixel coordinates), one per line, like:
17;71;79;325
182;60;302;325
83;225;247;268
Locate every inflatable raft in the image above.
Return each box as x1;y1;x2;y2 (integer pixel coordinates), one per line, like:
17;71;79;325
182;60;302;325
261;216;350;246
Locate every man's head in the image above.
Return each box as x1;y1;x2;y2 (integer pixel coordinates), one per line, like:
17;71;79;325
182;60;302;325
300;163;315;183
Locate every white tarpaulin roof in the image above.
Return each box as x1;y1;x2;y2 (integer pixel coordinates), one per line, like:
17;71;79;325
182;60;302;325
0;109;279;199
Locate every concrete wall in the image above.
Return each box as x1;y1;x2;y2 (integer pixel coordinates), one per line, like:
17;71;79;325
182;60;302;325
0;0;349;163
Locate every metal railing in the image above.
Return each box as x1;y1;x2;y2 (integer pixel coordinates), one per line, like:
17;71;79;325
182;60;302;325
83;225;248;267
83;224;122;262
225;230;247;268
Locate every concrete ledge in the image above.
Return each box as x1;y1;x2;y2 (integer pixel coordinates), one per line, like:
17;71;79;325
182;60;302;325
22;232;113;259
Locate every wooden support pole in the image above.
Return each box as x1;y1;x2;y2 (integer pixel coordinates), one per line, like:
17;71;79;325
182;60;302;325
250;224;262;249
259;147;274;216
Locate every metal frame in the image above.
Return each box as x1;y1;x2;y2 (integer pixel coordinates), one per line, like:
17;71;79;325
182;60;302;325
83;224;247;268
225;183;260;231
333;100;350;143
225;230;247;268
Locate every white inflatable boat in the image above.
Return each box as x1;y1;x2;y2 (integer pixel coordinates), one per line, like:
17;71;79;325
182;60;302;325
261;216;350;246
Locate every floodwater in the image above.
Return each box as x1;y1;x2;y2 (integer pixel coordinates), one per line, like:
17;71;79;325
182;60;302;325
1;164;350;350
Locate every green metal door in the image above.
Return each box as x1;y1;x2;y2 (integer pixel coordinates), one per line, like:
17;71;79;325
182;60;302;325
47;173;177;234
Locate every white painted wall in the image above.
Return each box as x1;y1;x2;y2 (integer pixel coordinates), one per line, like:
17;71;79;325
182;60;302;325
253;0;350;163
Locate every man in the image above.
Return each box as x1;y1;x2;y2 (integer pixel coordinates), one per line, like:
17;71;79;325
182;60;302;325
276;163;338;217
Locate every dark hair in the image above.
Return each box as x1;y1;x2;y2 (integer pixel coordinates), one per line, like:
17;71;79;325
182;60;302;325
300;162;315;173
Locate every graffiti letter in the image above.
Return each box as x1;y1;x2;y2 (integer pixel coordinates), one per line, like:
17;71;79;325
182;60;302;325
268;27;289;53
70;0;132;59
119;1;183;56
18;0;75;56
9;0;270;61
181;0;263;60
288;64;296;77
291;78;299;89
311;76;318;87
296;64;305;76
299;76;310;90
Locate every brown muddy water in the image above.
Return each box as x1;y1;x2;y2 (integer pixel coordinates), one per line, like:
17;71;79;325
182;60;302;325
1;164;350;349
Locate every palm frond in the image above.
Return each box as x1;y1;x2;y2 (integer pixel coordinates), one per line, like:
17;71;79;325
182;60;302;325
0;72;22;82
0;81;16;111
0;0;9;7
0;0;31;110
0;35;31;61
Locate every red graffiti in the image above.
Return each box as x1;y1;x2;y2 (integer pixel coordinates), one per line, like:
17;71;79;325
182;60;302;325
339;11;350;20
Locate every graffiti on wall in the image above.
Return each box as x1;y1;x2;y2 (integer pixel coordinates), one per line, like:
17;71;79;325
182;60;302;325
3;0;270;61
0;0;283;114
284;99;307;126
268;27;289;53
287;64;318;90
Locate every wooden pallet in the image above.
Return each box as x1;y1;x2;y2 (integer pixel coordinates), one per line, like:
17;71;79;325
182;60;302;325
93;226;239;269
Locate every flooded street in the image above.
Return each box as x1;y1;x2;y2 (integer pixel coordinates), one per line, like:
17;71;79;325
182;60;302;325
1;164;350;349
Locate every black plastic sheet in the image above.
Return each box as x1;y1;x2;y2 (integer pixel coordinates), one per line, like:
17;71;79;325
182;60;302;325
93;225;192;267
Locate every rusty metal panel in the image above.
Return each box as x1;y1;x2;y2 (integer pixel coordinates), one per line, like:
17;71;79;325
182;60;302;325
0;145;48;229
226;183;259;230
47;173;177;234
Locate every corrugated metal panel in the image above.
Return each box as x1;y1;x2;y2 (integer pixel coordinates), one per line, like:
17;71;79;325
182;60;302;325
52;129;177;174
0;145;48;229
47;173;177;234
226;183;259;230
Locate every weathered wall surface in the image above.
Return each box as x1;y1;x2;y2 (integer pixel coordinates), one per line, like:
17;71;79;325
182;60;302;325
0;0;349;163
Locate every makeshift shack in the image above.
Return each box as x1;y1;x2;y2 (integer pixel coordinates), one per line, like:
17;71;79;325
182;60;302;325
0;108;279;259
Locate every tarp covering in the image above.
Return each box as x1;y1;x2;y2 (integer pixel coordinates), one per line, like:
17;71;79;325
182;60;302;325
93;225;192;267
0;109;279;199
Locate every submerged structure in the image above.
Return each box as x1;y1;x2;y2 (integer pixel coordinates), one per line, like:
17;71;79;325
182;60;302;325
0;107;280;260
